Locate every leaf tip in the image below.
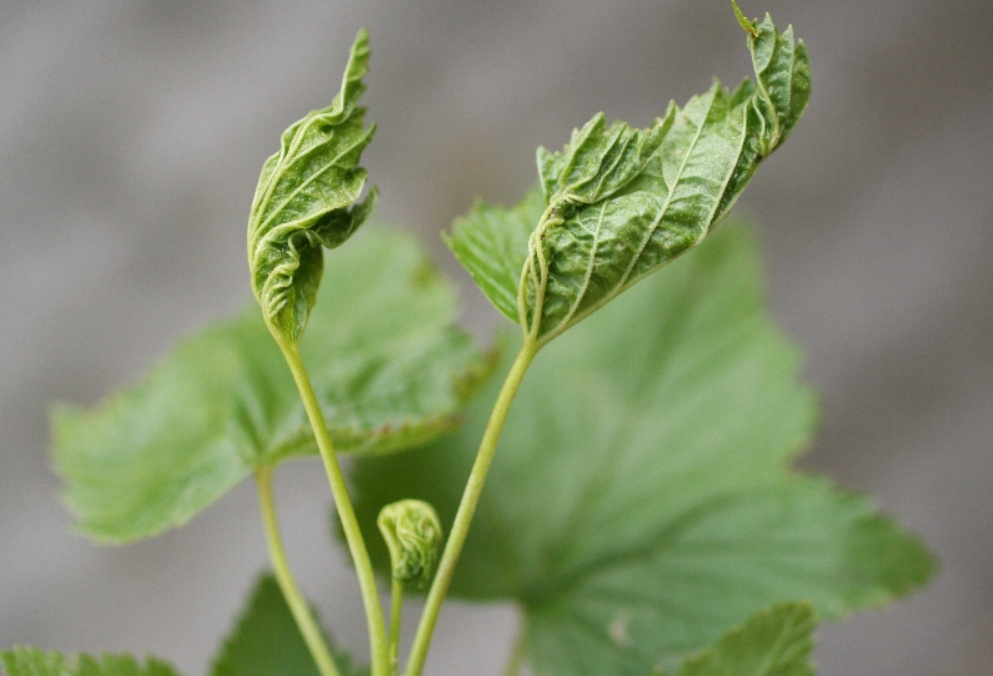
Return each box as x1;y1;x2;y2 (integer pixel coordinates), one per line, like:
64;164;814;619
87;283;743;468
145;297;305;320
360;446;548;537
731;0;758;36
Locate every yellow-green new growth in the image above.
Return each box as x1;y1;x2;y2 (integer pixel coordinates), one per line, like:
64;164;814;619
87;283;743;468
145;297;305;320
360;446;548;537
378;500;444;588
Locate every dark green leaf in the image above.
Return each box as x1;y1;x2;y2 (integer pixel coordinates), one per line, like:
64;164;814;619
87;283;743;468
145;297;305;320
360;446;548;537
1;648;179;676
350;226;935;676
248;29;377;344
446;11;811;347
661;603;815;676
210;574;365;676
54;227;489;543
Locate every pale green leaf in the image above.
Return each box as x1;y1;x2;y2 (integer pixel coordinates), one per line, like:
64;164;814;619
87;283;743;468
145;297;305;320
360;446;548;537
446;11;811;347
661;603;815;676
443;186;543;323
210;574;365;676
248;29;377;343
53;227;489;543
0;648;179;676
349;226;935;676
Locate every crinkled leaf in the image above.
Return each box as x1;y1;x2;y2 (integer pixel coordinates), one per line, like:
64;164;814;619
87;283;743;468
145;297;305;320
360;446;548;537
0;648;179;676
446;11;811;347
248;29;377;343
661;603;815;676
210;574;366;676
53;228;489;543
350;227;935;676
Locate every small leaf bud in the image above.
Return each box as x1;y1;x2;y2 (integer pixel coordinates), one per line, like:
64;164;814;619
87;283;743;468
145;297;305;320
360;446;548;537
377;499;444;589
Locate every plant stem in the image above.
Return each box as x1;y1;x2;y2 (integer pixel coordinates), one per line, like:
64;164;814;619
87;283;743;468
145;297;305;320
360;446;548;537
403;339;538;676
255;467;342;676
278;339;389;676
389;579;404;675
500;622;527;676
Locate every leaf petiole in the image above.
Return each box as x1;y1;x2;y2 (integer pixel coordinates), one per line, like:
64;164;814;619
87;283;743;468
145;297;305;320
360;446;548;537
276;339;389;676
500;623;527;676
403;337;538;676
254;466;342;676
388;579;403;676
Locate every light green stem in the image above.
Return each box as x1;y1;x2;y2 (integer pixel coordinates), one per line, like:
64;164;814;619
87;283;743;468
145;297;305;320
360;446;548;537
403;339;538;676
255;467;342;676
501;622;527;676
278;339;389;676
389;579;404;675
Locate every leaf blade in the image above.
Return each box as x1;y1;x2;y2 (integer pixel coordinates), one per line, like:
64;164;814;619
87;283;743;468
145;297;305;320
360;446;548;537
0;648;180;676
210;574;365;676
444;186;543;323
54;228;488;543
350;226;935;676
248;29;377;343
446;11;811;348
662;603;816;676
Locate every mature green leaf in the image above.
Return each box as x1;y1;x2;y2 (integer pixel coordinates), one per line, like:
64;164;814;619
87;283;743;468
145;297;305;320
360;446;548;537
349;227;935;676
0;648;179;676
54;227;489;543
248;29;377;344
446;11;811;347
661;603;815;676
210;574;365;676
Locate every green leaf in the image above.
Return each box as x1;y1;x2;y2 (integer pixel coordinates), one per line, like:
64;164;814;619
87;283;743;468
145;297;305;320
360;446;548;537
53;227;490;543
443;186;543;323
210;574;366;676
0;648;179;676
661;603;815;676
248;29;377;344
446;11;811;347
349;226;935;676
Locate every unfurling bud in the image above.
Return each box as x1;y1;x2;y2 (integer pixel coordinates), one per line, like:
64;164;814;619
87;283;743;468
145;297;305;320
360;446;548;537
377;499;443;589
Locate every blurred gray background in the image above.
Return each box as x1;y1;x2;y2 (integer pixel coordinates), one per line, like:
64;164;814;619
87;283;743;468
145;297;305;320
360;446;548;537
1;0;991;674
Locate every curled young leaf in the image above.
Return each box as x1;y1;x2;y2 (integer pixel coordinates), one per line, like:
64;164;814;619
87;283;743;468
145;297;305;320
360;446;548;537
447;9;810;348
248;29;377;344
377;499;444;589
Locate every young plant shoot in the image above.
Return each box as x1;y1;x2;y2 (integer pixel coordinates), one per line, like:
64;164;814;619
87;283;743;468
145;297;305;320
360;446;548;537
3;4;934;676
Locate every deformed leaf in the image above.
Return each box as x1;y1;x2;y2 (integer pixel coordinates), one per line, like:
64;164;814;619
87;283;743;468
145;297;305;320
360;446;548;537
661;603;815;676
349;226;935;676
248;29;377;344
0;648;179;676
447;11;811;347
54;228;489;543
210;574;366;676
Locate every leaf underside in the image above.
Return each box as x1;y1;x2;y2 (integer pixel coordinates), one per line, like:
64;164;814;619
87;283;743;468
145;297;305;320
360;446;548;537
210;574;365;676
447;13;812;347
53;227;489;544
248;29;377;343
349;226;935;676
